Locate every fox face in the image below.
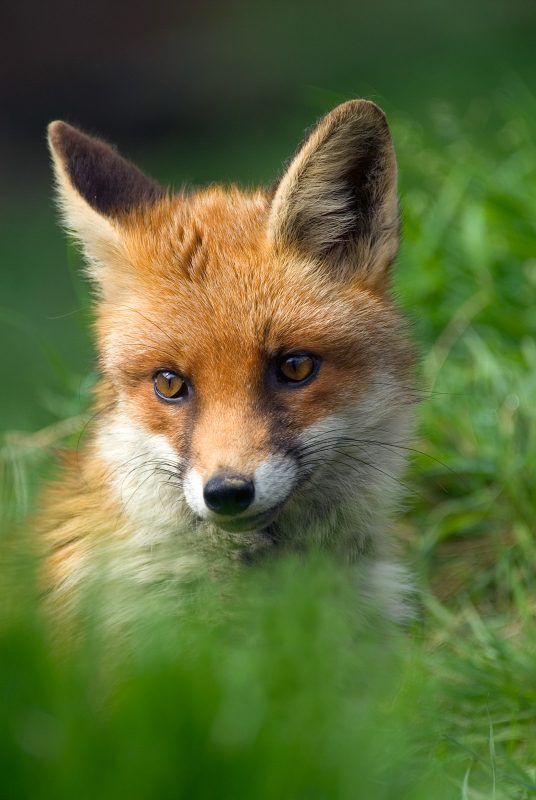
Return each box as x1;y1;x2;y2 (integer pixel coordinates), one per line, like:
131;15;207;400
47;100;414;563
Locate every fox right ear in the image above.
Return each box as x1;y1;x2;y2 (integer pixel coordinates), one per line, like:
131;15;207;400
267;100;399;290
47;121;163;280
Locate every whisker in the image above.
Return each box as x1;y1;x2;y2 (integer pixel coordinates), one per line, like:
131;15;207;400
297;445;427;502
121;463;181;510
75;402;115;454
297;435;453;473
98;330;181;366
117;306;180;353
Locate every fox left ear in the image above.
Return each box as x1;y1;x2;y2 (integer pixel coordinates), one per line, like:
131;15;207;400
47;121;164;282
267;100;399;290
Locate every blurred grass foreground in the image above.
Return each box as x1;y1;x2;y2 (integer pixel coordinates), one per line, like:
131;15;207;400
1;92;536;798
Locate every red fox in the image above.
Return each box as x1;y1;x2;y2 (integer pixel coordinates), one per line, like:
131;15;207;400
39;100;415;616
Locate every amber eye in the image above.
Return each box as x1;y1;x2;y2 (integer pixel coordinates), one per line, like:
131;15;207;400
276;354;319;385
154;370;188;402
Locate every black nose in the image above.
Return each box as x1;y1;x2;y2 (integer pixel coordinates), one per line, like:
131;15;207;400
203;474;255;516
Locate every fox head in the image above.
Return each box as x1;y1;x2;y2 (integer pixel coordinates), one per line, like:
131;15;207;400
48;101;414;557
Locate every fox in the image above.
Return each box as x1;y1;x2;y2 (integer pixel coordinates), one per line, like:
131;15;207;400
37;99;416;617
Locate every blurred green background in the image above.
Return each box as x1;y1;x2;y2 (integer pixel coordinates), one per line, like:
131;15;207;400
2;3;536;797
1;0;535;432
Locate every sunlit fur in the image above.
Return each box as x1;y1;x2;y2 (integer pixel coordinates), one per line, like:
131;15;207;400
38;101;416;618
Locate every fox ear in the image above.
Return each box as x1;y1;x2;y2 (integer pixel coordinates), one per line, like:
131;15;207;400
268;100;399;289
47;121;163;278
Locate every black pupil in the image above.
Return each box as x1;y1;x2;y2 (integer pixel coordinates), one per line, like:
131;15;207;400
280;355;313;382
287;357;303;375
159;372;184;398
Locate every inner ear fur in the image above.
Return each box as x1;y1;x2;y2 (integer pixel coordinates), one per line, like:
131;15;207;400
268;100;399;289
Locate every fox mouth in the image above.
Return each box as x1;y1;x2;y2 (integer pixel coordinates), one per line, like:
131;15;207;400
206;505;282;533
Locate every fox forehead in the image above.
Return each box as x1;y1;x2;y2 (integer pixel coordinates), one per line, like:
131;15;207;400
121;186;272;280
97;187;405;372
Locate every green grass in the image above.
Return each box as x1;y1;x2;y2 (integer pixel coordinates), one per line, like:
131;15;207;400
1;92;536;798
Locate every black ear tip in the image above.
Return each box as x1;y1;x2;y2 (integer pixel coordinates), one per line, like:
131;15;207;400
48;119;67;139
47;119;85;160
47;120;64;151
47;120;82;157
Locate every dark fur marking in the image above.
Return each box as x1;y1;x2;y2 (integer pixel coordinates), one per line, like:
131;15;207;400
183;226;207;281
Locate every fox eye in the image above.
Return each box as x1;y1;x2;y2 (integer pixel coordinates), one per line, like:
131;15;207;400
276;354;319;385
154;370;188;402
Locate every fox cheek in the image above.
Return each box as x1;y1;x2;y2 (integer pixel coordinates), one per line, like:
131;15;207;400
252;456;299;512
182;469;206;518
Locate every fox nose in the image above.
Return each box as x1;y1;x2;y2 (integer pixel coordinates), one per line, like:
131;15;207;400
203;474;255;516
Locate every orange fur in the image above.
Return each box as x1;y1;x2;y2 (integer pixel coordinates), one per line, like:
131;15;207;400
38;101;416;616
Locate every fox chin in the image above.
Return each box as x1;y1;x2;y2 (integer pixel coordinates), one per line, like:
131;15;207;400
37;99;416;620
